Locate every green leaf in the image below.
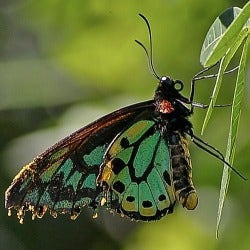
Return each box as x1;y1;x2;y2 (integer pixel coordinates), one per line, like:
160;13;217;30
200;2;250;66
216;35;249;238
201;27;249;134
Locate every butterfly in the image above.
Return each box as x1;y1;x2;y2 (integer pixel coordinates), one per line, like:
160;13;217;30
5;73;200;223
5;14;237;224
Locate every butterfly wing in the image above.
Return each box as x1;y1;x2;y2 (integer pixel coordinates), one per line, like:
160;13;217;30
5;100;154;223
98;116;198;221
97;116;177;221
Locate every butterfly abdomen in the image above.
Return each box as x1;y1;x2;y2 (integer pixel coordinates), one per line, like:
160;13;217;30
168;132;198;210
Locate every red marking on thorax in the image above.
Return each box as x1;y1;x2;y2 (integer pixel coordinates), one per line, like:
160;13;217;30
159;100;174;114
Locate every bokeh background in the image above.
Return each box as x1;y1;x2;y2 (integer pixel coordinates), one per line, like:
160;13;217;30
1;0;250;249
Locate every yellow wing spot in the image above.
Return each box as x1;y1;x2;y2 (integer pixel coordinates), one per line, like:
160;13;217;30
122;199;137;212
98;161;113;183
70;213;80;220
108;120;154;157
101;197;107;206
92;212;98;219
8;209;11;217
39;206;48;218
13;162;35;182
17;208;24;224
50;211;58;218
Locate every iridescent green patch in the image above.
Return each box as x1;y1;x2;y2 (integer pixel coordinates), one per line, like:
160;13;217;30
19;176;32;192
57;159;74;181
108;120;155;158
23;188;40;204
40;159;64;183
133;131;160;178
39;190;53;206
83;145;107;167
81;174;96;189
54;200;73;210
66;171;82;192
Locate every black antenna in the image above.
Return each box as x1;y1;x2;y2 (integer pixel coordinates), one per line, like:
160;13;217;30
135;13;160;80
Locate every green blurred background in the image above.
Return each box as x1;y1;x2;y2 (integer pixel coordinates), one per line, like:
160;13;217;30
1;0;250;249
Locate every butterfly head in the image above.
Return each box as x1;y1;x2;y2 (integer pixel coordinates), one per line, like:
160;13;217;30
154;76;191;115
155;76;184;100
160;76;183;90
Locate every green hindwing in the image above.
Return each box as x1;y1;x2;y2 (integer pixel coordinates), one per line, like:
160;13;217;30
98;119;176;220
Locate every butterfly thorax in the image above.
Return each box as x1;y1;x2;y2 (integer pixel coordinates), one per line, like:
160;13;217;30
154;76;193;136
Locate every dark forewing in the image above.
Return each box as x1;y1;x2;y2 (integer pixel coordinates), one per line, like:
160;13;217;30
5;100;154;222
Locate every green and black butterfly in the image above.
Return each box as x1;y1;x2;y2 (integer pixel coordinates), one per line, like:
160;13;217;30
5;14;237;224
6;73;200;223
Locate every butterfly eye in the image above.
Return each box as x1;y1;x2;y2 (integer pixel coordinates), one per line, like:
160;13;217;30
160;76;171;83
174;80;184;91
